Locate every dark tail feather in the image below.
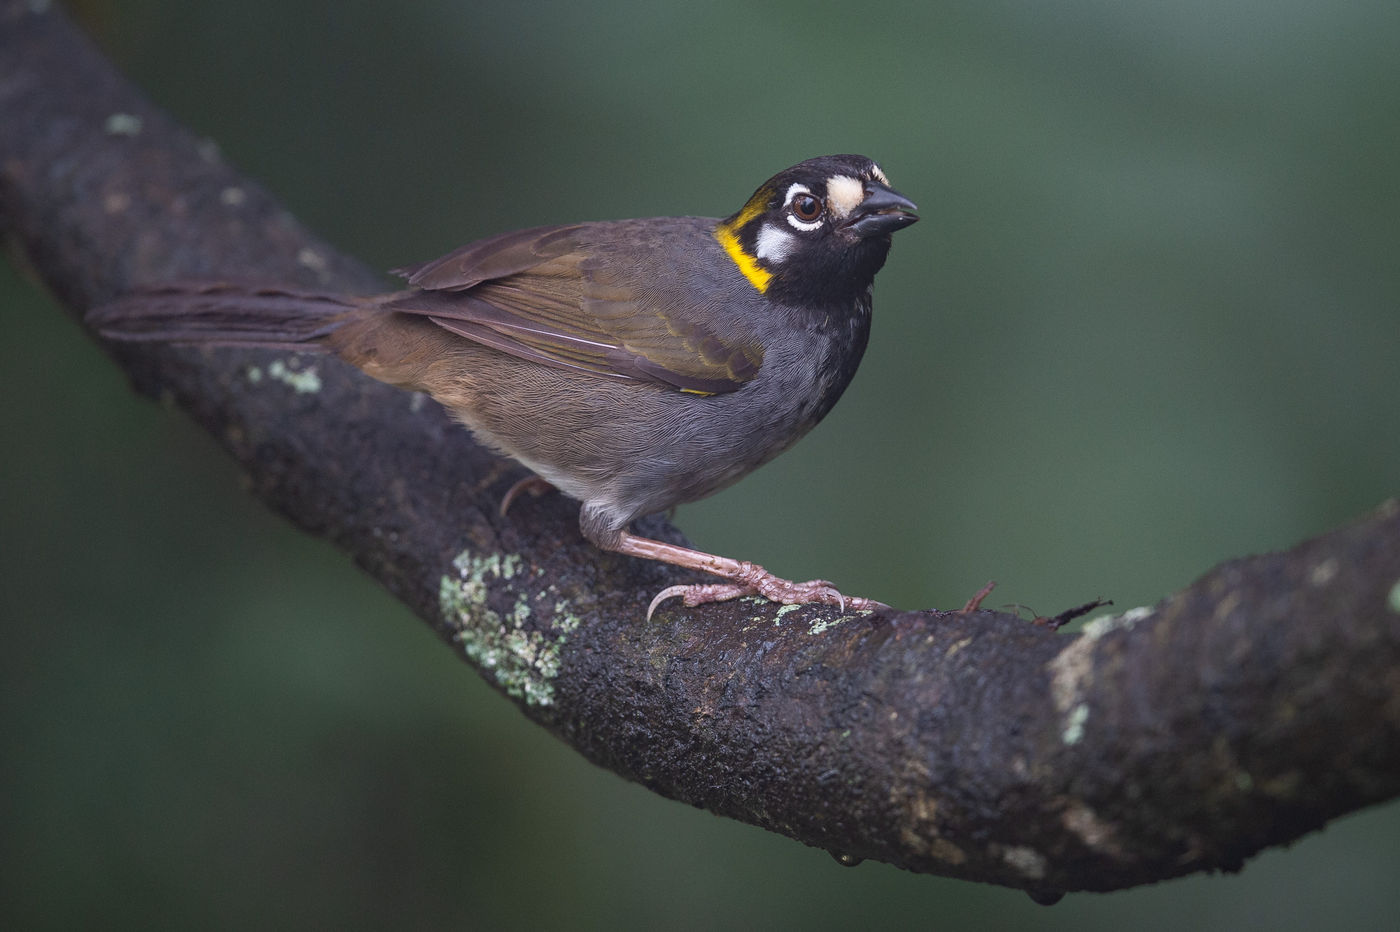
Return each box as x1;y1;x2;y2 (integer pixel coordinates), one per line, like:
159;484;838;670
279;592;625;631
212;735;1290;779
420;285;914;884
87;282;361;351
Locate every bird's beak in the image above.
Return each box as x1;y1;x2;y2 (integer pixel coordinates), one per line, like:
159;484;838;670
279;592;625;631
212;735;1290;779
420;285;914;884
842;182;919;237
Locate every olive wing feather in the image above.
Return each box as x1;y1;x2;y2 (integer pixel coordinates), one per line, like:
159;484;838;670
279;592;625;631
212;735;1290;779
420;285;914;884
387;222;762;393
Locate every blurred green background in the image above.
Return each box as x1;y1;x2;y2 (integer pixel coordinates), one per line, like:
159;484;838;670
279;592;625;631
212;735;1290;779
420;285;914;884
4;0;1398;928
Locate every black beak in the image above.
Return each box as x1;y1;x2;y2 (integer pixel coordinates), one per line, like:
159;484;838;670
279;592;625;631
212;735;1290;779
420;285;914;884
843;182;919;237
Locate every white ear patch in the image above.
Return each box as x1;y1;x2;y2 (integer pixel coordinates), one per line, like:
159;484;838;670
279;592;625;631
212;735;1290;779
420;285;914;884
755;222;796;263
825;175;865;219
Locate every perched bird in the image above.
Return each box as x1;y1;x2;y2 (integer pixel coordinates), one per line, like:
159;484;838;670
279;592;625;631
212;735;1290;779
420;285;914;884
89;154;918;617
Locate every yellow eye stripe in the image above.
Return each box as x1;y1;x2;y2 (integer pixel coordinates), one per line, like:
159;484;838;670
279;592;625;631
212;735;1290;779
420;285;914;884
714;198;772;294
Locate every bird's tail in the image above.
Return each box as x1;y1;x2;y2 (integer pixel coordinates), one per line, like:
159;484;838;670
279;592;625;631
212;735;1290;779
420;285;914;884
87;282;361;351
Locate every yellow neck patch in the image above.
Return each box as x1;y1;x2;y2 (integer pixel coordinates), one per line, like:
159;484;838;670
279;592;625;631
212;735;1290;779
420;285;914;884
714;199;772;294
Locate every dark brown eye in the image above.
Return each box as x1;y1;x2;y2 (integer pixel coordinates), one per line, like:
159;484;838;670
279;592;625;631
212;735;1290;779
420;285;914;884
791;193;823;223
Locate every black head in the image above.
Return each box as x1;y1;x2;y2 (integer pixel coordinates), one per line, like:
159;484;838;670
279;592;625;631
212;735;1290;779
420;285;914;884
715;154;918;308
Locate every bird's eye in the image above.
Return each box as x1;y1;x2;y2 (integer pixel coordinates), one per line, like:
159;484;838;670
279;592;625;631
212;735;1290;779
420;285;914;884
791;193;823;223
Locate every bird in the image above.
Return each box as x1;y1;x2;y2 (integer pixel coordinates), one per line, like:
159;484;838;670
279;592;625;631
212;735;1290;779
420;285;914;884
88;154;919;618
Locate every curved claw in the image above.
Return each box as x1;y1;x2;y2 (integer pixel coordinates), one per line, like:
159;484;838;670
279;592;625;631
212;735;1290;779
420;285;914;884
647;582;752;620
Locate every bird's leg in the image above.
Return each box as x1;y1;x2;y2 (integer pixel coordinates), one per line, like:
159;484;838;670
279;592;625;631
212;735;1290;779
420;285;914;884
599;530;888;620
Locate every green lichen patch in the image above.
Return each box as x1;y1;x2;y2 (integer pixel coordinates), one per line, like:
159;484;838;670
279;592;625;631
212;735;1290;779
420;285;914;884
549;594;581;633
808;610;874;636
440;547;574;707
1000;845;1048;881
297;247;328;274
1062;703;1089;745
773;603;803;625
1080;605;1152;640
266;359;322;394
104;112;143;136
1388;579;1400;615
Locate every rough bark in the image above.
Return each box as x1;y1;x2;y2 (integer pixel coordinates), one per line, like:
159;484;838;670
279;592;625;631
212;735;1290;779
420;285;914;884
4;1;1397;896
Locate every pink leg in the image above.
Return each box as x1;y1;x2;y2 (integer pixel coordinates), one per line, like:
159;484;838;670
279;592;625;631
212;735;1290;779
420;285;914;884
606;531;888;620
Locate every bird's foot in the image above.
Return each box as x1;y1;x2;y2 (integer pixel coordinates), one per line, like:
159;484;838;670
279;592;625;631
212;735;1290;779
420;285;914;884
601;528;888;620
647;563;887;620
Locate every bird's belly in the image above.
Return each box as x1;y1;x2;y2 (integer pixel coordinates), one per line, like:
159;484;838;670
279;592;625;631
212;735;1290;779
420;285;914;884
434;338;850;528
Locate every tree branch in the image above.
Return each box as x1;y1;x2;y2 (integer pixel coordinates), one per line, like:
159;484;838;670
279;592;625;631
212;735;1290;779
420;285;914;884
4;2;1397;896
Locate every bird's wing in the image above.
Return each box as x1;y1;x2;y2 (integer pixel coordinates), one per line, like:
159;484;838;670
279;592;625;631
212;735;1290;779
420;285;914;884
386;221;762;394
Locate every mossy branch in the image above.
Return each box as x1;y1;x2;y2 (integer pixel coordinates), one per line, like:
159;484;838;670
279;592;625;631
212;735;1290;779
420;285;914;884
4;2;1397;897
